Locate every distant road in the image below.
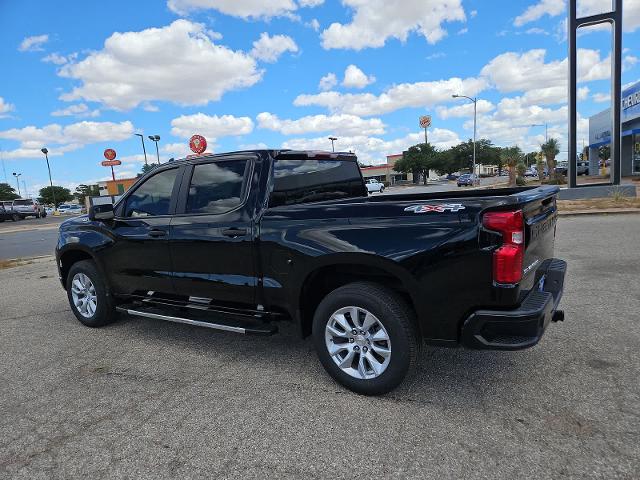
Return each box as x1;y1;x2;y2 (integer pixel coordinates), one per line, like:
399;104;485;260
0;216;66;260
382;176;507;195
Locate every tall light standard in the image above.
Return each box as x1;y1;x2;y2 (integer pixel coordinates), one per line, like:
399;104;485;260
530;123;548;142
41;148;57;210
452;94;477;182
148;135;161;164
12;172;21;197
134;133;149;165
328;136;337;152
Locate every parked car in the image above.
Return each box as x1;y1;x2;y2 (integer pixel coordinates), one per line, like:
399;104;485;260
365;179;385;193
577;161;589;176
57;204;71;214
457;173;476;187
11;198;46;218
524;168;536;177
446;173;459;181
66;205;84;215
56;149;566;395
0;204;23;222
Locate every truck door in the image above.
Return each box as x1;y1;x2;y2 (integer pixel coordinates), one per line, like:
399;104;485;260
169;156;256;307
104;166;183;296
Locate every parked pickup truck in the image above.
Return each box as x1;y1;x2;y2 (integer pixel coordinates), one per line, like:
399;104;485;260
365;178;385;193
56;150;566;395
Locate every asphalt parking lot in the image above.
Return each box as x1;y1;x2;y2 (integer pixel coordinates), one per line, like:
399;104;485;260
1;214;638;479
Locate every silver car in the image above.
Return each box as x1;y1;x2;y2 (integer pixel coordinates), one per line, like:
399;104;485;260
11;198;46;218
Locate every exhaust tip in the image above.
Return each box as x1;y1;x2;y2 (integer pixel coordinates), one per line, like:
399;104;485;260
552;310;565;322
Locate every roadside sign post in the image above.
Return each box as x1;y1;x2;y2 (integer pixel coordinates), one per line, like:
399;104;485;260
102;149;120;182
189;135;207;155
419;116;432;144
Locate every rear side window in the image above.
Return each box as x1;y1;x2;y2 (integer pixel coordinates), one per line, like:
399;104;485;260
270;159;365;207
186;160;248;214
123;168;178;217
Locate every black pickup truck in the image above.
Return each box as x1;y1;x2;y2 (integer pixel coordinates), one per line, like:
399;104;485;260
56;150;566;395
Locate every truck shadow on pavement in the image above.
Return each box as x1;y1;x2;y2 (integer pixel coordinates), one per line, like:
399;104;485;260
107;311;542;403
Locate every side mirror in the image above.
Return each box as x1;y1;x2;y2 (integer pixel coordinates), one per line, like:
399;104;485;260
89;203;114;221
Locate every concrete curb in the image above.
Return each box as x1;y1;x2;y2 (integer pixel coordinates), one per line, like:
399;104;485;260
558;208;640;216
0;224;60;235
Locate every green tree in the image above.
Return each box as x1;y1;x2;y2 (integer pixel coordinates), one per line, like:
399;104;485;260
139;163;158;176
448;139;501;173
0;182;19;201
394;143;439;185
74;184;100;204
536;153;546;180
541;138;561;182
500;146;523;187
39;186;73;207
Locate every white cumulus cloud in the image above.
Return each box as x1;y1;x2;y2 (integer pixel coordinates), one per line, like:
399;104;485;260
18;34;49;52
342;65;376;89
294;76;487;116
0;97;15;118
318;72;338;91
321;0;466;50
0;121;134;160
167;0;297;18
51;103;100;118
256;112;386;136
170;113;254;140
514;0;565;27
58;20;262;110
250;33;298;63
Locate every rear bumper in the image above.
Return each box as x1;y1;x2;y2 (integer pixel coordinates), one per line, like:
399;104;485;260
461;258;566;350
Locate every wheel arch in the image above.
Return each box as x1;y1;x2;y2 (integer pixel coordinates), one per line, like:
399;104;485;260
296;254;422;338
58;246;105;290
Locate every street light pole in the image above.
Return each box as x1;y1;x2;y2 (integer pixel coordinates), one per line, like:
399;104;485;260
328;136;337;152
148;135;161;164
452;94;477;183
134;133;148;165
12;172;21;197
41;148;57;211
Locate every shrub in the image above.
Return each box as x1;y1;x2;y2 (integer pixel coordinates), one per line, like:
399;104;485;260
516;176;527;186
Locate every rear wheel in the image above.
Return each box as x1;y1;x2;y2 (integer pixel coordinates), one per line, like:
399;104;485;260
11;214;20;222
66;260;118;328
312;282;421;395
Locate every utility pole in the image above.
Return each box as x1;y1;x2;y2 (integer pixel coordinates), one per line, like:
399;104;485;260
12;172;21;197
134;133;148;165
41;148;57;211
328;136;337;152
148;135;161;164
452;94;478;183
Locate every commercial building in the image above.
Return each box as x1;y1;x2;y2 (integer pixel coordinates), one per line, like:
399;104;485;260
588;79;640;176
360;154;415;185
97;177;138;196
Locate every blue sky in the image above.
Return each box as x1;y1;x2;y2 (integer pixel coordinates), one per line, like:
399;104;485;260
0;0;638;195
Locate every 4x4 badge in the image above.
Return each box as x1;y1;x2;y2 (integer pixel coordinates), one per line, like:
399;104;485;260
404;203;466;213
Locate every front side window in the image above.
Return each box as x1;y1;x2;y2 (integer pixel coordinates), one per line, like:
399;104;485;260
186;160;248;214
123;168;178;217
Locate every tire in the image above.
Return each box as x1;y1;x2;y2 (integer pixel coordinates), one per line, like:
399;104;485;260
380;187;385;193
312;282;421;395
66;260;118;328
11;214;20;222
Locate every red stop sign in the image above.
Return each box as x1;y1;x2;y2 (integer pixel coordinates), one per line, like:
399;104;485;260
104;148;117;160
189;135;207;155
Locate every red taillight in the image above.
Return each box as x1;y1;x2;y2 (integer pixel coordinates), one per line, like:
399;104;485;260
483;210;524;284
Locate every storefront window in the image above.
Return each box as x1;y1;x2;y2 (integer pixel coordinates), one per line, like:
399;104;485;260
633;134;640;175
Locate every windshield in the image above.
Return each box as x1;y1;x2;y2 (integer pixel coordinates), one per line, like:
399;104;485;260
13;199;33;206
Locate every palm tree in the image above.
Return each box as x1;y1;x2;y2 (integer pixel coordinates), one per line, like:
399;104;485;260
500;146;523;187
541;138;560;182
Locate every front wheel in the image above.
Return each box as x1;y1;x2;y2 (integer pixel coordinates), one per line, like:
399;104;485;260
11;214;20;222
66;260;118;328
312;282;421;395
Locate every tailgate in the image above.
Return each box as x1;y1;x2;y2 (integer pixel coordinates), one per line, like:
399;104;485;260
521;191;558;289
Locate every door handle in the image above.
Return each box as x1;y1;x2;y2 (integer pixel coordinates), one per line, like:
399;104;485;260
222;227;247;238
148;229;167;238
